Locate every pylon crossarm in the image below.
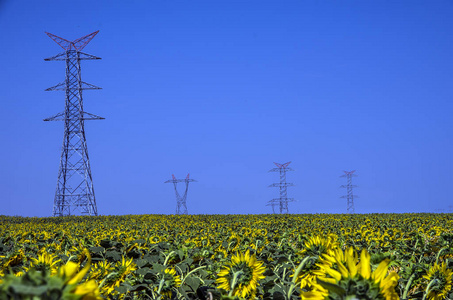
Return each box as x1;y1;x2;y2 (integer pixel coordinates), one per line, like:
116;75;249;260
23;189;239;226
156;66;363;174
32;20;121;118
268;167;294;172
44;52;101;61
268;198;295;202
82;112;105;120
45;82;66;91
43;111;104;121
78;52;101;60
43;112;65;121
45;31;99;51
164;179;185;183
274;161;292;169
80;82;102;90
72;31;99;51
268;183;295;187
45;32;73;50
44;52;67;61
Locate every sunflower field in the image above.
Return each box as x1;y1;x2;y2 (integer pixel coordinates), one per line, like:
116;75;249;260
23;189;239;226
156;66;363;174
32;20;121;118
0;213;452;299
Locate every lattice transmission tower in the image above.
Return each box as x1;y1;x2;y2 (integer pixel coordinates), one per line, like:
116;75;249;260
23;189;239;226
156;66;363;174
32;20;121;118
340;170;358;214
44;31;104;217
165;174;197;214
267;162;294;214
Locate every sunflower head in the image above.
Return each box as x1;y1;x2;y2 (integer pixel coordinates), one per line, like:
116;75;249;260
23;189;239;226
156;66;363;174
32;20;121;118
294;235;339;289
216;250;265;298
156;268;182;299
423;262;453;300
303;248;399;300
101;256;137;294
2;249;25;269
90;260;113;280
116;256;137;277
300;234;339;258
26;252;61;275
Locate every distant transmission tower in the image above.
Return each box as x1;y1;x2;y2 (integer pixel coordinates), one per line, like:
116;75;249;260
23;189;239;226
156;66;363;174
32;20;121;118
44;31;103;217
340;170;358;214
267;162;294;214
165;174;197;214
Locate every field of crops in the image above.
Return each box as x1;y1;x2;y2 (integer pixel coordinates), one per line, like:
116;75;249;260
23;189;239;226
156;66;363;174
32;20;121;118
0;214;452;299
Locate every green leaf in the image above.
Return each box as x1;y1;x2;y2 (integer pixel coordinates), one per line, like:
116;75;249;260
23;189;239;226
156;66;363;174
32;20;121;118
100;239;113;248
136;267;151;276
144;254;160;264
10;283;48;296
176;249;185;261
105;250;121;262
130;284;150;292
89;246;104;253
115;285;128;294
152;263;165;273
184;276;202;292
136;258;150;268
273;291;286;300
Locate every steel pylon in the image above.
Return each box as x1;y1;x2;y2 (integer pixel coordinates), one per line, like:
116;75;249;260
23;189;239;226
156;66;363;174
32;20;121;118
165;174;197;214
340;170;358;214
44;31;103;217
267;162;294;214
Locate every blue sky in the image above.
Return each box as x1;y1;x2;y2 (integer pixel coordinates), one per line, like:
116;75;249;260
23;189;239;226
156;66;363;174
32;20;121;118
1;0;452;216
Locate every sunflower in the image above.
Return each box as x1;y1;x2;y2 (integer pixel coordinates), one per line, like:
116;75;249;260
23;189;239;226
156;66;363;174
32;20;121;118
149;235;161;244
321;247;357;266
300;234;339;258
227;234;241;252
295;235;339;289
58;249;102;300
100;256;137;294
302;248;399;300
156;268;182;299
25;252;61;275
216;250;266;298
2;249;25;269
422;262;453;300
116;256;137;280
89;260;113;280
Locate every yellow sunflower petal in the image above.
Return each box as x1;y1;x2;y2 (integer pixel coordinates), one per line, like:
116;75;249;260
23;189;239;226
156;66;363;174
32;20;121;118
359;249;371;279
68;250;91;285
372;259;390;283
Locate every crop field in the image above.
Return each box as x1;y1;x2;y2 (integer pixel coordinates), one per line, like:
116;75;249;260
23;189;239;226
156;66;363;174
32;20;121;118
0;214;452;299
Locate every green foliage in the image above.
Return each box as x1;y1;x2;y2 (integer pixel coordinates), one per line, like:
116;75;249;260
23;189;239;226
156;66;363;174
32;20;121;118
0;269;81;300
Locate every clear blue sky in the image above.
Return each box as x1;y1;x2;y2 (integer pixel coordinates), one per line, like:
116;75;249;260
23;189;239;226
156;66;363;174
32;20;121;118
1;0;452;216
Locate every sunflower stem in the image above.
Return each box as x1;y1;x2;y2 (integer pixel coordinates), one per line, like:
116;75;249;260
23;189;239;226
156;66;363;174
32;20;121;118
422;278;438;300
163;251;176;266
410;239;419;259
402;272;416;299
287;256;311;299
435;246;448;265
228;270;244;297
180;266;206;286
157;278;165;294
